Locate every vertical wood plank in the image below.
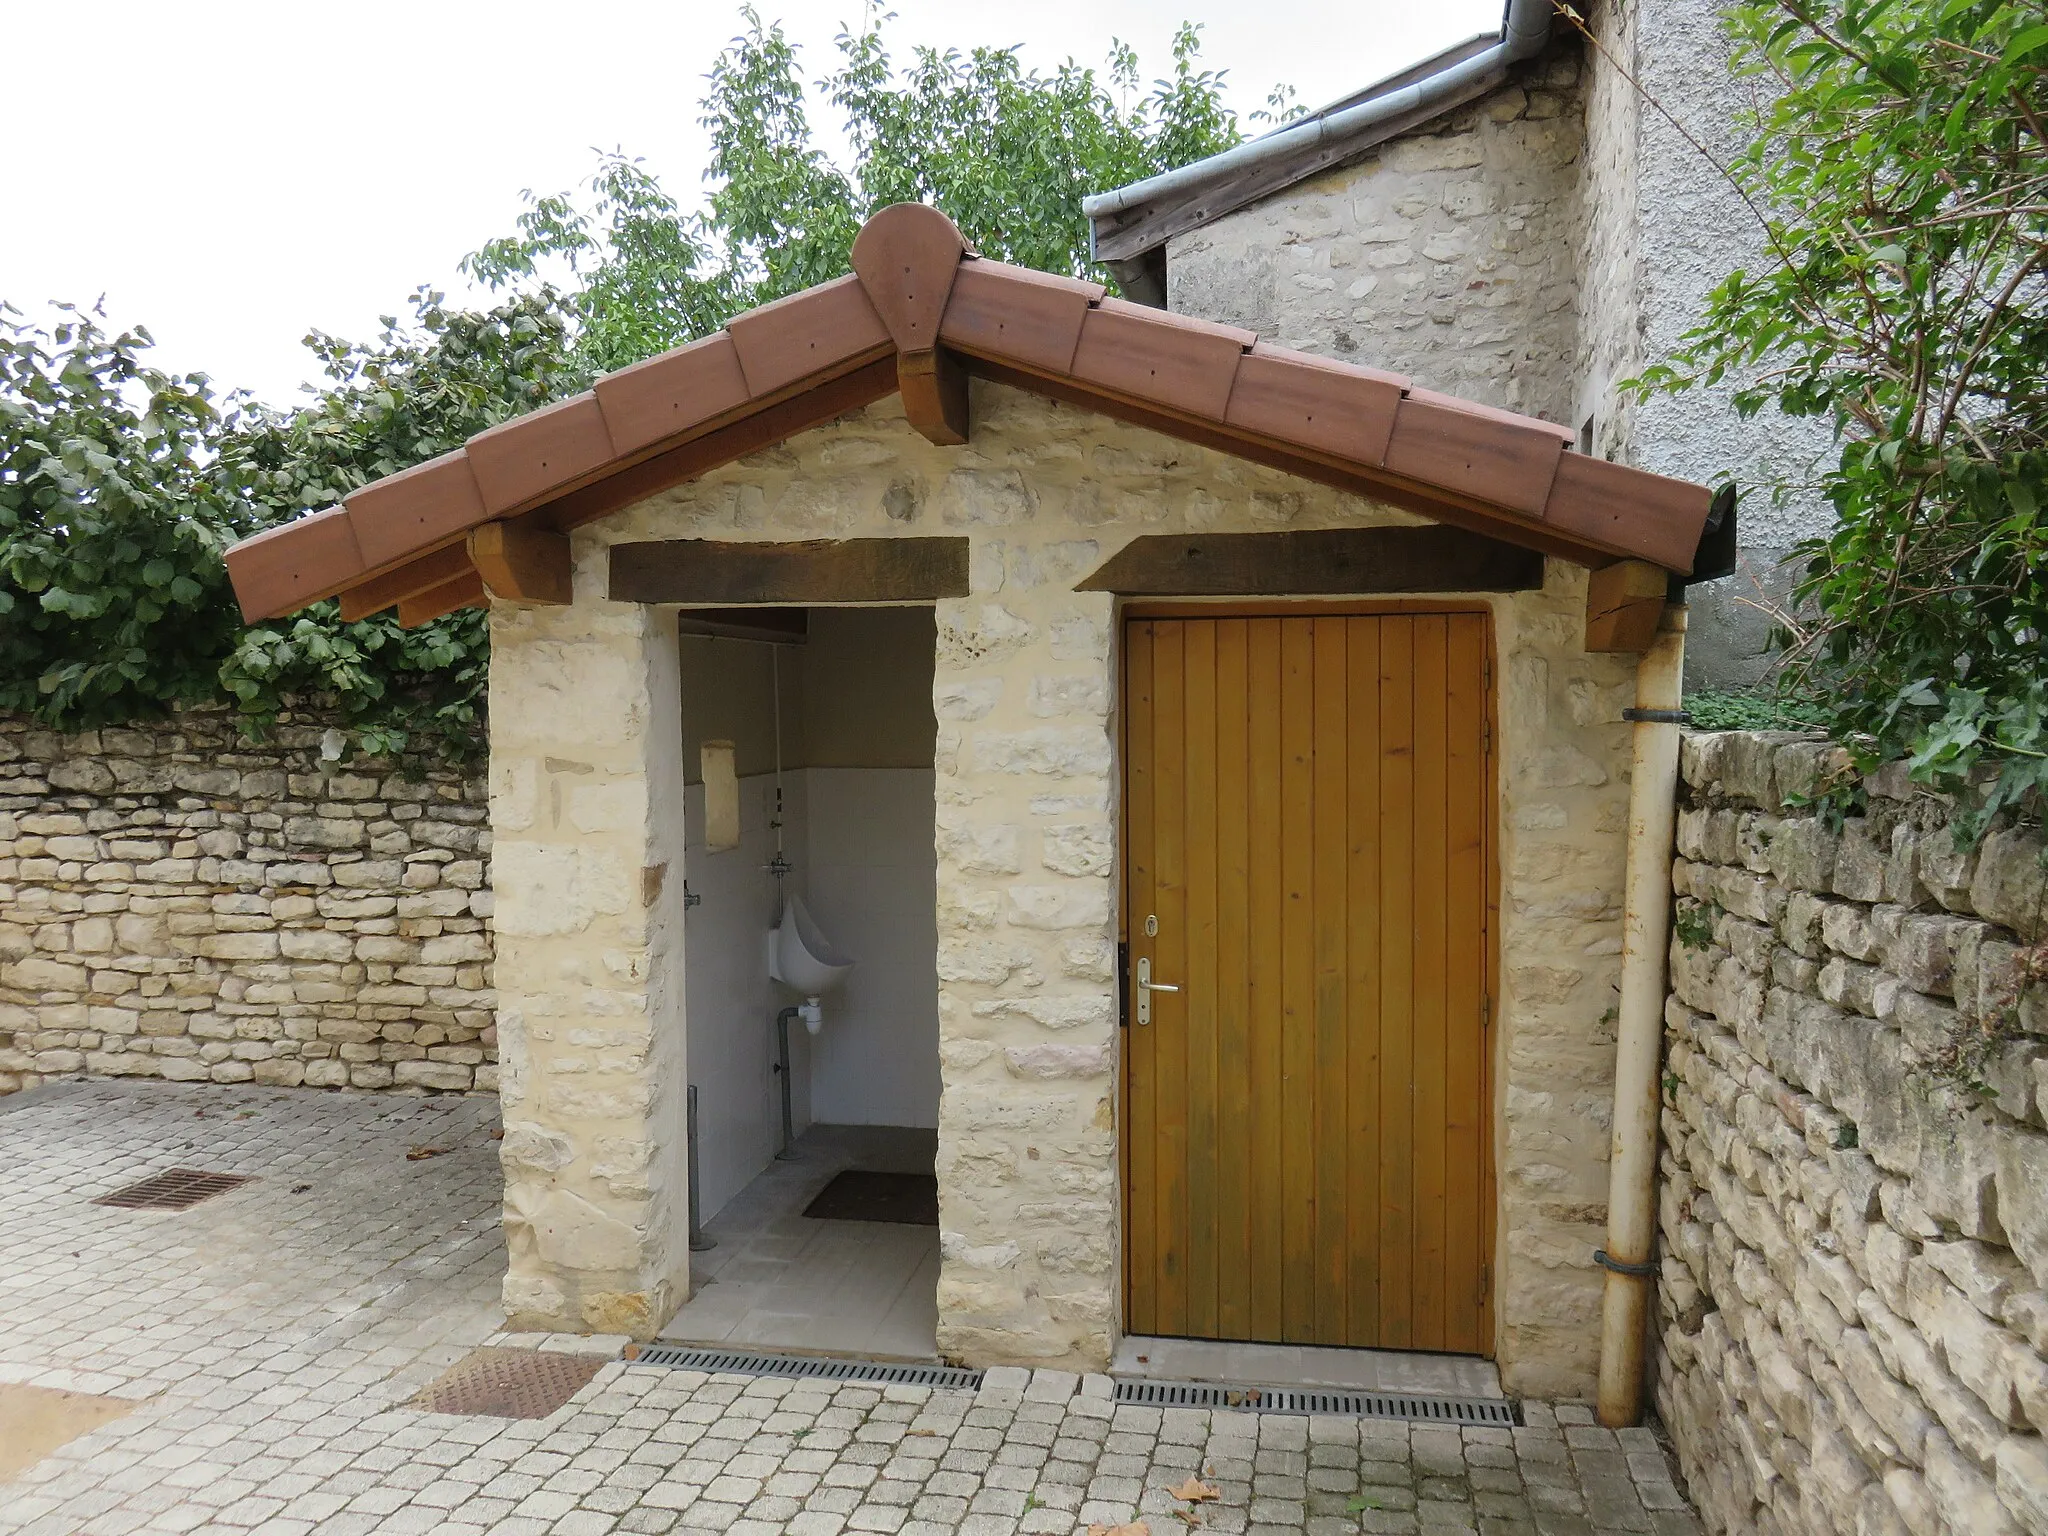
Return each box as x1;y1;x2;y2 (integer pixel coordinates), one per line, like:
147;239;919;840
1377;616;1416;1347
1344;617;1384;1347
1153;622;1190;1335
1123;621;1157;1336
1311;617;1350;1345
1279;618;1317;1341
1445;613;1490;1353
1121;605;1493;1359
1184;621;1221;1339
1412;616;1451;1349
1214;620;1254;1342
1246;618;1285;1340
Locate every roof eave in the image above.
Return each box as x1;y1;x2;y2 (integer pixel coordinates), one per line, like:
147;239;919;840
225;204;1713;631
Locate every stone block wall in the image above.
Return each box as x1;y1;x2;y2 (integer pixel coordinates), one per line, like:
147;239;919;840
1166;45;1589;427
502;380;1640;1381
0;710;496;1095
1657;730;2048;1536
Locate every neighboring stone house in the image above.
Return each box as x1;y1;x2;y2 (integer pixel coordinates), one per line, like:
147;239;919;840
1087;0;1833;686
223;200;1716;1399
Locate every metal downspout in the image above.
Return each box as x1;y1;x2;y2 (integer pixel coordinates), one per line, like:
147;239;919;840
1595;605;1687;1426
1080;0;1556;232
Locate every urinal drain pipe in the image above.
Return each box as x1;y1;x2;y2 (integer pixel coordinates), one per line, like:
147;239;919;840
773;1005;802;1160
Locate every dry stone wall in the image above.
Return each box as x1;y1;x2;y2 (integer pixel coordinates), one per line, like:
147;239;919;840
1658;730;2048;1536
0;710;495;1096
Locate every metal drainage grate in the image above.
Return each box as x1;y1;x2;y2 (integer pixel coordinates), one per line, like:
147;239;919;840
1113;1378;1519;1425
413;1347;605;1418
93;1168;253;1211
630;1345;984;1391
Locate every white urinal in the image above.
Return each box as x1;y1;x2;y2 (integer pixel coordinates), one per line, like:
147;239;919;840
769;896;855;996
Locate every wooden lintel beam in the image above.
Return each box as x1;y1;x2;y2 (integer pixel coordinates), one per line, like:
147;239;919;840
1076;527;1544;597
610;537;970;606
1584;560;1671;653
335;542;474;622
898;348;969;446
397;570;487;628
469;522;572;606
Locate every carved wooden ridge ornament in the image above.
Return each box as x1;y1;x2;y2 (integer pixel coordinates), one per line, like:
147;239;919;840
223;203;1714;653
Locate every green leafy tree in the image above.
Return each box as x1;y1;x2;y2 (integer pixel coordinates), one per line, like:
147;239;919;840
1635;0;2048;827
466;11;1266;369
6;12;1267;757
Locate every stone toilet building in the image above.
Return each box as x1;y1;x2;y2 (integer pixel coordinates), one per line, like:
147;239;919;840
227;202;1713;1398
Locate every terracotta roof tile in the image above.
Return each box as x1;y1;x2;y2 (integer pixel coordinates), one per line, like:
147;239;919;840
225;202;1716;626
1225;344;1406;468
725;274;891;397
226;507;366;621
1383;395;1563;519
1070;297;1253;419
466;392;614;515
343;450;489;574
594;333;752;458
939;260;1103;374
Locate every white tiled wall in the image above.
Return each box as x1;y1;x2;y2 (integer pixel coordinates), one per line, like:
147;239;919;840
682;771;812;1221
802;768;941;1130
682;766;939;1222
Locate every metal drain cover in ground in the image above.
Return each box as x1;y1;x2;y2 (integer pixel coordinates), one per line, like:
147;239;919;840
411;1348;605;1418
93;1169;252;1210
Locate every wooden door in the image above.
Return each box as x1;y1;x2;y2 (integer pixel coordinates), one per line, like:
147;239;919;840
1122;611;1494;1353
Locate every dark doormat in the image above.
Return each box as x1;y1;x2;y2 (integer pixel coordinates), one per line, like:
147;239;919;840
803;1170;939;1225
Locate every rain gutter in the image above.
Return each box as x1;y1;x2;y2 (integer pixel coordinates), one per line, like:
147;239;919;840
1081;0;1558;245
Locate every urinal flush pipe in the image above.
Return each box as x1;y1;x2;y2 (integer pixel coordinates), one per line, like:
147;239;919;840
773;1005;803;1160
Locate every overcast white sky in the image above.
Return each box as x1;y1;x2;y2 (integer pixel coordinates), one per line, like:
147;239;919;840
7;1;1502;407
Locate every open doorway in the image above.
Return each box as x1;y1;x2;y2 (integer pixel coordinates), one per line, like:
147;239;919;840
660;605;942;1360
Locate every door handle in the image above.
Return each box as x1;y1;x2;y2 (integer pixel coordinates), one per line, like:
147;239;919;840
1135;956;1179;1026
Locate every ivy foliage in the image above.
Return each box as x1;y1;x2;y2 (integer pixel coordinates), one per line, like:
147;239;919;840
3;13;1264;757
0;305;249;725
1683;688;1827;732
1638;0;2048;829
0;290;580;759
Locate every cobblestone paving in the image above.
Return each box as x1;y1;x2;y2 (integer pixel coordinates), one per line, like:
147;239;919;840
0;1082;1702;1536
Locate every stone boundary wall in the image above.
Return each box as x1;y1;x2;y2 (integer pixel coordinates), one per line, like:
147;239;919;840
1657;730;2048;1536
0;710;496;1095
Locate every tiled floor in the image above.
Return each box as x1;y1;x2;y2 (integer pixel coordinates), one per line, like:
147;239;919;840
662;1123;941;1360
1112;1337;1505;1399
0;1078;1705;1535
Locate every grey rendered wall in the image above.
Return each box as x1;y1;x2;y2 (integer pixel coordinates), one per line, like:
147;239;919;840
1165;4;1839;687
1580;0;1836;687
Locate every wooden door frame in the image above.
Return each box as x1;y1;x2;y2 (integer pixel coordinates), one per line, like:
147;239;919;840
1113;597;1500;1353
